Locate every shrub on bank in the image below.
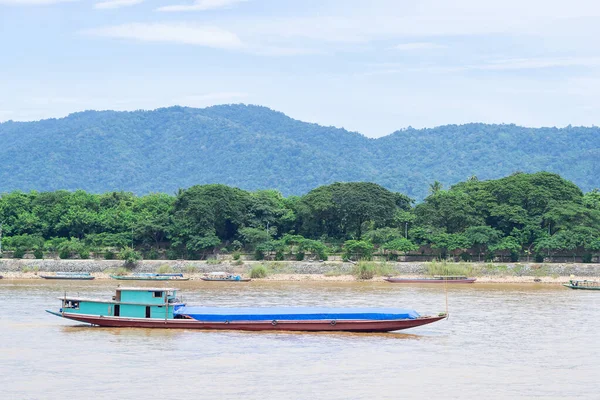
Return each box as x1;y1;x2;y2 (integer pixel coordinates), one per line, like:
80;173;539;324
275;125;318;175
352;262;375;280
146;248;160;260
13;247;25;259
157;264;174;274
119;247;142;266
79;249;90;259
254;249;264;260
250;265;268;278
184;265;199;273
33;248;44;259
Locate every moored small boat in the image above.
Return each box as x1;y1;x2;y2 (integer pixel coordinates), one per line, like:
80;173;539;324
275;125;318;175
200;272;251;282
110;273;190;281
385;276;476;284
563;280;600;290
46;287;446;332
40;272;95;280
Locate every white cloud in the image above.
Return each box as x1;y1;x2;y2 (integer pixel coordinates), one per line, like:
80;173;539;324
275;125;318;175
0;0;76;4
475;57;600;70
94;0;143;9
83;23;243;49
392;42;446;51
156;0;246;12
363;57;600;77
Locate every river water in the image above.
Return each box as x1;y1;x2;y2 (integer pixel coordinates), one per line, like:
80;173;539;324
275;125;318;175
0;280;598;400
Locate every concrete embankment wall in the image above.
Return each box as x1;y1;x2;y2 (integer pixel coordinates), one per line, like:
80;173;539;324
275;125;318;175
1;259;600;277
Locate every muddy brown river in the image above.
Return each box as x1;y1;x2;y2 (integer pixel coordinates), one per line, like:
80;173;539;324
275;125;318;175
0;280;598;399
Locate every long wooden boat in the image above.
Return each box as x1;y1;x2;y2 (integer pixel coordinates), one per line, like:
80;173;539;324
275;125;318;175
385;276;476;284
563;280;600;290
110;273;190;281
46;287;446;333
200;272;251;282
40;272;95;280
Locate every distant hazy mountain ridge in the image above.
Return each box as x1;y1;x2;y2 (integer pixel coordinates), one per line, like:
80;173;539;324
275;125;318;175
0;104;598;199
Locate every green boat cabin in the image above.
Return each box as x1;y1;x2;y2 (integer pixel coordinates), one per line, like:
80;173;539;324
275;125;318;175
60;287;182;319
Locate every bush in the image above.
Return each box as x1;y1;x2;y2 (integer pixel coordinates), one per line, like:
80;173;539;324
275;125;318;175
250;265;268;278
295;251;305;261
232;251;241;261
146;248;160;260
352;262;375;280
534;253;544;263
184;265;199;273
157;264;174;274
166;249;179;260
582;253;593;263
387;253;398;261
510;251;519;262
13;248;26;259
275;250;285;261
104;251;115;260
254;249;264;260
119;247;142;266
233;259;244;266
59;248;70;259
460;252;472;262
207;258;222;264
79;249;90;259
33;248;44;259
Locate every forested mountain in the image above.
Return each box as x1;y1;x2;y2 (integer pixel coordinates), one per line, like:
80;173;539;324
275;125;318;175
0;104;598;199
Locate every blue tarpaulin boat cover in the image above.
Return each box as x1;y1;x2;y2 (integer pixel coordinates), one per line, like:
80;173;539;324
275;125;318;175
174;307;420;322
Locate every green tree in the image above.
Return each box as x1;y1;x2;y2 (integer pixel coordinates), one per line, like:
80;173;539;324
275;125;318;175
343;240;374;261
299;182;397;239
382;238;419;256
464;226;502;261
415;191;481;233
429;181;443;194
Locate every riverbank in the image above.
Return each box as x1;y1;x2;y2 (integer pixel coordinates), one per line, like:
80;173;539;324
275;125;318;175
0;271;592;284
1;259;599;283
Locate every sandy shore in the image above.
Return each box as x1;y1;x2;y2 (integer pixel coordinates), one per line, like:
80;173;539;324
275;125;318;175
0;270;590;284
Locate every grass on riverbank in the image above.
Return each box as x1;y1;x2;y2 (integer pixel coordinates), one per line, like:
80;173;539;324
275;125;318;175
104;267;128;276
352;262;396;280
427;261;477;277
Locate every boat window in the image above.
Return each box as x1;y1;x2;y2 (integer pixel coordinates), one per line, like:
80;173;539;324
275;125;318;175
64;301;79;309
153;291;163;298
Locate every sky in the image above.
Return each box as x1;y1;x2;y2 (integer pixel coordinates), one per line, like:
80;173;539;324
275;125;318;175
1;0;599;137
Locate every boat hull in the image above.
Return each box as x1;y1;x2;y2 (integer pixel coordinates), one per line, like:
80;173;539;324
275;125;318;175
40;276;95;280
385;278;476;284
200;278;251;282
563;284;600;290
48;311;445;332
109;276;190;281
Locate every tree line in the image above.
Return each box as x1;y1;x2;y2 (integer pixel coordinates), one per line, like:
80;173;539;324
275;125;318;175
1;172;599;262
